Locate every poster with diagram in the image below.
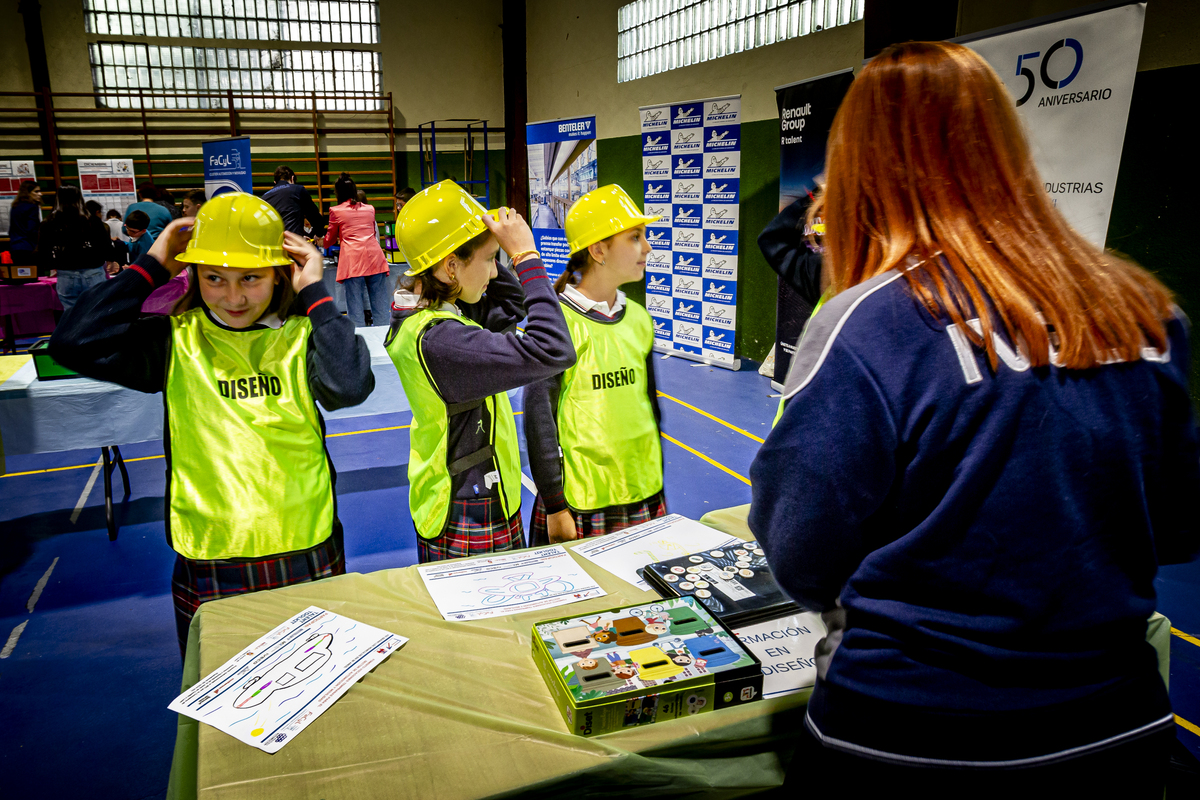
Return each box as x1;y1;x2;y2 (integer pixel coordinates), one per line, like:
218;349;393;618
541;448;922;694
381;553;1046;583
417;545;606;621
0;160;37;236
572;514;740;591
77;158;137;221
168;606;406;754
641;95;741;368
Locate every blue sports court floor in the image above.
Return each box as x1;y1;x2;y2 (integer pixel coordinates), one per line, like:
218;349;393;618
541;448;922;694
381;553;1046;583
2;340;1199;799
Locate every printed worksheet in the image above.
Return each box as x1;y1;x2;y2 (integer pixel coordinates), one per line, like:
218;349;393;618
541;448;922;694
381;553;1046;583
418;545;606;621
732;612;826;698
572;514;740;590
168;607;406;753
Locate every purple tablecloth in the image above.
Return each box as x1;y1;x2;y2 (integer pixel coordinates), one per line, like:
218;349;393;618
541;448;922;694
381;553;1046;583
0;278;61;336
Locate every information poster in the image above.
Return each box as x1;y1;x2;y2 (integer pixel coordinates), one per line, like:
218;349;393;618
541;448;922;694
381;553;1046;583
771;70;854;388
526;116;598;282
77;158;137;220
641;95;741;368
0;160;37;236
958;2;1145;248
203;136;252;198
731;611;826;698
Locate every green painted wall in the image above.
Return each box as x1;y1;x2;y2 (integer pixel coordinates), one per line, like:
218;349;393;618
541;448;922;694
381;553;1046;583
599;118;783;364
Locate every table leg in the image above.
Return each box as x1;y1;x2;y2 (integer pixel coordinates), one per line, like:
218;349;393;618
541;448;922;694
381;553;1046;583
112;445;131;497
102;446;117;542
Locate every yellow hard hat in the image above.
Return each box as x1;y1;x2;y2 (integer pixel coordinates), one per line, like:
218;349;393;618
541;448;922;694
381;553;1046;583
565;184;659;255
397;180;495;276
178;192;291;269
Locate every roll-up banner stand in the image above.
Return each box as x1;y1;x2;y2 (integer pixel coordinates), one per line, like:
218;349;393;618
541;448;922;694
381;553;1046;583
0;160;37;236
641;95;741;369
526;116;598;283
78;158;137;220
954;1;1146;249
203;136;253;198
771;69;855;390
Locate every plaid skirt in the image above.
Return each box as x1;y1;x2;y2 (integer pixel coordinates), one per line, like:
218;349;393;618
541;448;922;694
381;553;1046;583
529;490;668;547
171;527;346;655
417;497;526;563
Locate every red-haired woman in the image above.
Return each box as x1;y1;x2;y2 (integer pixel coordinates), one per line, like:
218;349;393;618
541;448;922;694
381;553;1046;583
750;41;1197;795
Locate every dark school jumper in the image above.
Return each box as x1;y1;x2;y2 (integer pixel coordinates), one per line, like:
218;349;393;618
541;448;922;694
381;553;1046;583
523;290;666;544
749;269;1200;774
49;254;374;650
385;258;575;562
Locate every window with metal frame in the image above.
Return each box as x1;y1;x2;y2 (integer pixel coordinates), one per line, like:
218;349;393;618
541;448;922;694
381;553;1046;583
87;42;382;111
617;0;864;83
83;0;381;45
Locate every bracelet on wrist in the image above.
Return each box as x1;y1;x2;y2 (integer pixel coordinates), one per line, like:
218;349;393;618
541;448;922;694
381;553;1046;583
510;249;540;265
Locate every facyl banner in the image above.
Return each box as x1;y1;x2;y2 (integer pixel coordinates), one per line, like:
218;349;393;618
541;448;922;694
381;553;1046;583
203;136;253;198
641;95;741;368
958;2;1145;248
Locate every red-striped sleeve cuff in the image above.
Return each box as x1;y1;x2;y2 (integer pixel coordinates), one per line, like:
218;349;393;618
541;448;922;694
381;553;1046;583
516;258;547;286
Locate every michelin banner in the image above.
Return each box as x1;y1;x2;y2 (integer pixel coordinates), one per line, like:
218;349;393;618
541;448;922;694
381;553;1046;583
641;95;741;368
527;116;598;282
203;136;252;198
771;69;854;388
957;1;1145;248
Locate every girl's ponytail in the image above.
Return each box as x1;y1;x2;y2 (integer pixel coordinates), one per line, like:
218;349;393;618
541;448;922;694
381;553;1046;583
554;248;591;294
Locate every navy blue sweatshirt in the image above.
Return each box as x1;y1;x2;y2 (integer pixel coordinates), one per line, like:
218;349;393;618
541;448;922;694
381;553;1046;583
749;269;1198;758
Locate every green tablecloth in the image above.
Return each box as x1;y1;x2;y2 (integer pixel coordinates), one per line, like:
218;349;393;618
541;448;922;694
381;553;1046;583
166;506;1172;799
166;524;807;800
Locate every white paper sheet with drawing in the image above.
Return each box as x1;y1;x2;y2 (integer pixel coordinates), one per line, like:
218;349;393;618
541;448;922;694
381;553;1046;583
168;606;406;754
418;545;606;621
732;612;826;698
571;514;739;590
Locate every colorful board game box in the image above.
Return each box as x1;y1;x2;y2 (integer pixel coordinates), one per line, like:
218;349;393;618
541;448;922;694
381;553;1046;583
643;540;799;627
531;597;762;737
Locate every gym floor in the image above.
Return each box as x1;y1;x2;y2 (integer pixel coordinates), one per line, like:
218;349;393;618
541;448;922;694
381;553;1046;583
2;337;1198;799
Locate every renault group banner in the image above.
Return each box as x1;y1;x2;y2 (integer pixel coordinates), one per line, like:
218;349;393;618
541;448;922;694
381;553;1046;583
203;136;252;198
526;116;598;282
641;94;741;368
958;1;1145;248
771;69;854;388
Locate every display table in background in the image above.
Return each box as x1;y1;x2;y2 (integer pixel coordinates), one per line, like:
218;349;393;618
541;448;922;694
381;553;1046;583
0;277;60;352
166;527;806;800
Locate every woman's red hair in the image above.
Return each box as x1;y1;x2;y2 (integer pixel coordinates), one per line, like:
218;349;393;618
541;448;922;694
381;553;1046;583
810;41;1172;369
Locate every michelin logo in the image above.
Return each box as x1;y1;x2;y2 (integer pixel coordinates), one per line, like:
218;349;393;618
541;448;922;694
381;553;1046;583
674;255;700;276
674;229;701;253
704;328;733;353
674;323;702;347
704;205;737;229
703;125;740;152
645;252;672;272
673;157;701;178
672;104;702;128
673;276;702;300
646;229;671;250
643;156;669;179
704;256;736;279
704;280;736;304
673;182;700;203
703;303;734;329
642;133;668;155
706;100;739;124
705;180;739;203
703;231;739;255
646;275;671;295
705;154;738;176
674;302;701;323
654;318;672;339
673;130;701;154
644;182;670;202
642;107;668;131
673;204;701;227
647;297;672;318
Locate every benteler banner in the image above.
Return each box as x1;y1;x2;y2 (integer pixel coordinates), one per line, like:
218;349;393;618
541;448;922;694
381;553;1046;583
641;95;741;368
957;1;1145;248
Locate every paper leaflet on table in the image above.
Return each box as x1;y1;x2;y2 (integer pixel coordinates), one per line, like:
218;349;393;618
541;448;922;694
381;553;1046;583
731;611;826;698
571;514;742;590
417;545;606;621
168;606;406;754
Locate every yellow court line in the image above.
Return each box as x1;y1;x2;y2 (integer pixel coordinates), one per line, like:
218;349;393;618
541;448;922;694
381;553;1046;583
1171;627;1200;648
1178;715;1200;738
660;432;751;486
657;391;765;443
1;411;520;478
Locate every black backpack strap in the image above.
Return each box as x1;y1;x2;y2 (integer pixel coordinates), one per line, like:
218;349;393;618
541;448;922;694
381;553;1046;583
448;444;495;477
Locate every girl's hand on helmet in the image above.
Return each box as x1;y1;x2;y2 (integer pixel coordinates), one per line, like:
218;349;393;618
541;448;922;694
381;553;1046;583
481;207;536;261
282;231;324;292
149;217;196;277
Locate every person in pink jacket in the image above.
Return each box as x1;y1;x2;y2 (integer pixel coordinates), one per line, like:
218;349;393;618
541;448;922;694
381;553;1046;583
324;173;391;326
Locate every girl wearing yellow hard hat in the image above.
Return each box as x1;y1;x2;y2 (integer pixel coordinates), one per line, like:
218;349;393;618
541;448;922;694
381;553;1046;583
522;184;668;545
385;180;575;562
50;192;375;652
